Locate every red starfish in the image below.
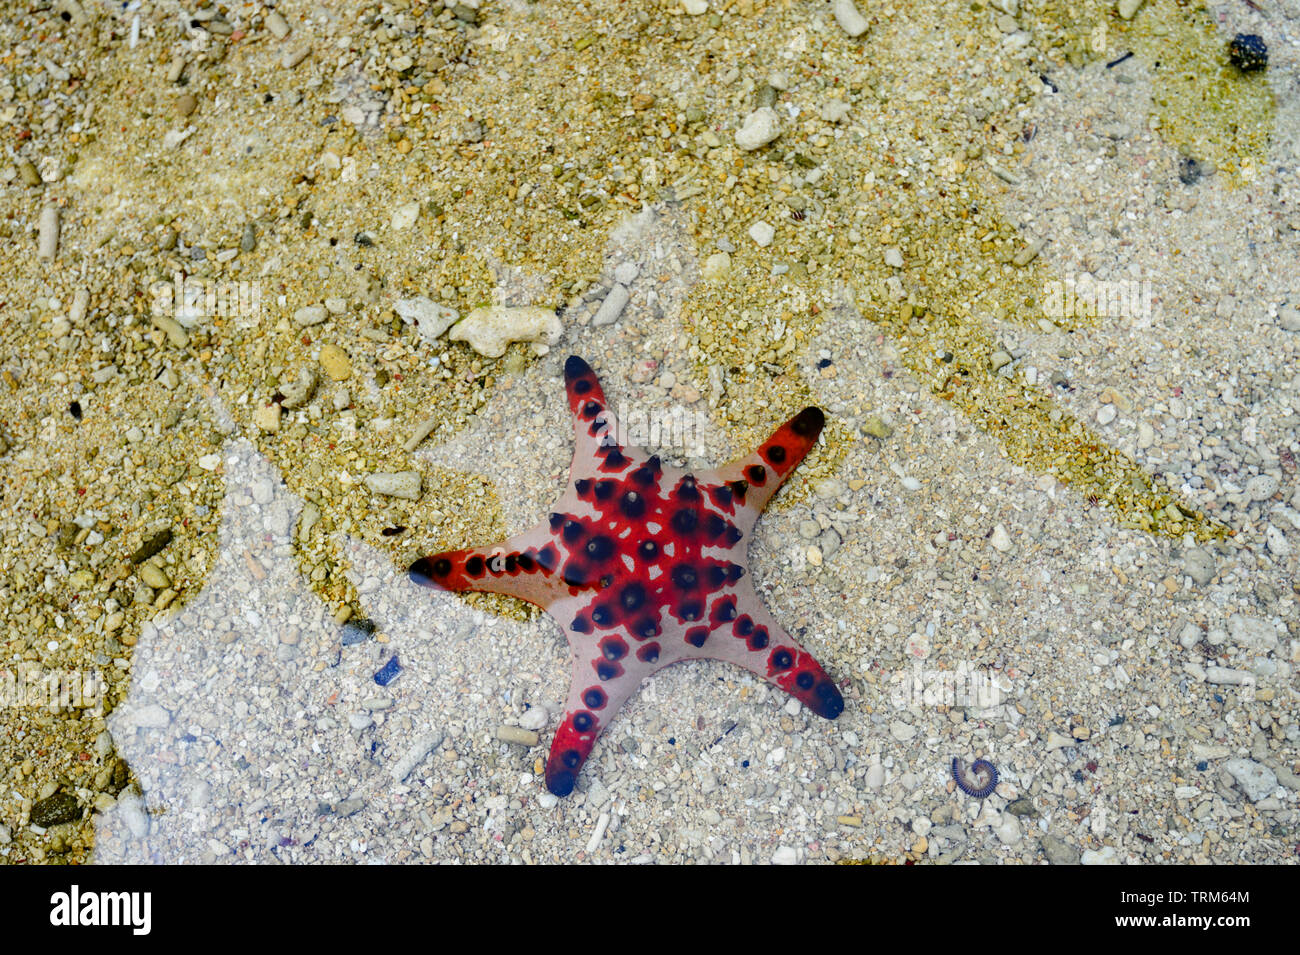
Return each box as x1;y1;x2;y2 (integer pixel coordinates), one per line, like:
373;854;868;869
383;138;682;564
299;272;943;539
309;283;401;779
410;356;843;796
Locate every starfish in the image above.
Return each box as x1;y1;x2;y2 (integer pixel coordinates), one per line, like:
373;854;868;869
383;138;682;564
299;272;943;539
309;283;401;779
410;356;843;796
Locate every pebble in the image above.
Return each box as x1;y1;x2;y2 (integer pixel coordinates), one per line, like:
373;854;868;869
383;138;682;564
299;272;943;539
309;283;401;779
395;297;460;345
701;251;731;281
832;0;870;38
30;792;80;827
1117;0;1144;20
1096;404;1116;425
613;262;639;285
865;763;885;788
19;159;42;187
254;402;282;432
1224;758;1277;802
771;846;798;865
749;221;774;247
862;416;893;439
363;471;422;500
391;201;421;231
240;223;257;252
1278;304;1300;332
735;107;781;151
592;284;630;327
38;203;60;260
319;343;352;381
450;305;562;358
1265;524;1290;555
1081;846;1119;864
176;93;197;117
139;563;171;590
989;524;1012;552
117;792;149;838
1045;730;1073;750
497;726;540;746
266;9;291;39
681;0;709;15
1244;474;1279;501
994;814;1022;845
1182;547;1215;586
280;366;318;409
1205;666;1253;685
890;720;917;741
799;519;820;540
293;305;328;327
883;246;903;268
390;731;444;782
1227;613;1277;652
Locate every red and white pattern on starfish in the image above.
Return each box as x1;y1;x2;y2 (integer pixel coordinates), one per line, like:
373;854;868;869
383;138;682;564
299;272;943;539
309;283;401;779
410;356;843;797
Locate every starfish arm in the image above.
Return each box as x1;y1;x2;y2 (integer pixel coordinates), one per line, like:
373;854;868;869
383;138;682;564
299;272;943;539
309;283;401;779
408;525;575;608
544;645;651;797
703;582;844;720
563;355;633;475
710;405;825;518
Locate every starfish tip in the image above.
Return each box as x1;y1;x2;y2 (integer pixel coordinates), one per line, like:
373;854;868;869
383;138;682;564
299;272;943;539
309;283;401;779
563;354;593;382
546;769;577;798
813;681;845;720
408;555;448;587
792;406;826;438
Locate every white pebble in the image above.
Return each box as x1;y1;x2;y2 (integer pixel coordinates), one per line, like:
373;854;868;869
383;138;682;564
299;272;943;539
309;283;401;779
771;846;799;865
613;261;639;284
450;305;562;358
1097;404;1116;425
995;814;1022;845
38;203;60;261
592;284;630;327
391;201;421;231
681;0;709;14
267;10;291;39
294;305;328;327
865;763;885;788
884;246;904;268
989;523;1012;552
701;251;731;280
395;297;459;344
749;221;775;247
735;107;781;151
390;731;444;782
832;0;870;37
585;812;610;854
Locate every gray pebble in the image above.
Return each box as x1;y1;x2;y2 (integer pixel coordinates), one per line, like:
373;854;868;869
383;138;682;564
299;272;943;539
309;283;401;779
1224;758;1278;802
613;261;639;284
240;223;257;252
1040;835;1079;864
592;283;630;327
1182;547;1215;586
1278;304;1300;332
1244;474;1279;501
390;731;444;782
1227;613;1277;651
